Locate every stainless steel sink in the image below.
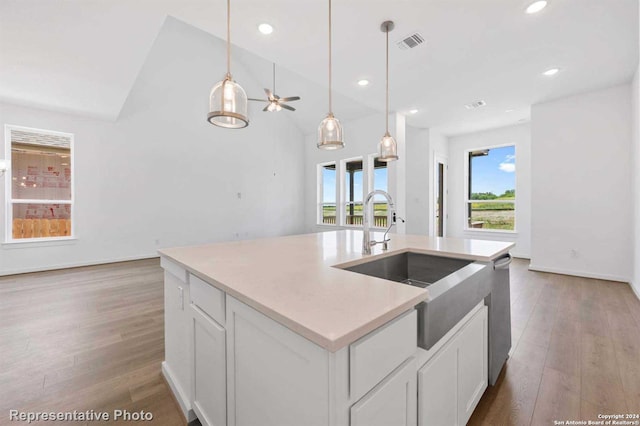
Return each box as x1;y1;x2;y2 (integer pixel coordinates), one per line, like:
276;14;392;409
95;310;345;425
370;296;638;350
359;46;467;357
342;252;473;289
341;251;492;350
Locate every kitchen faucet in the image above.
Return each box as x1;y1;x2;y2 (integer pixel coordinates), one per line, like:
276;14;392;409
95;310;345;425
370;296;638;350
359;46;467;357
362;190;402;255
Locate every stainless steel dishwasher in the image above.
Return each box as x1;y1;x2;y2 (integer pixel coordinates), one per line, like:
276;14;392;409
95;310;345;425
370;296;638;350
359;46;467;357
485;253;512;385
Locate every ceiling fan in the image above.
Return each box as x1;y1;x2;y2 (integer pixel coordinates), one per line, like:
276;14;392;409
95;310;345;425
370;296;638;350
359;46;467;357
249;63;301;112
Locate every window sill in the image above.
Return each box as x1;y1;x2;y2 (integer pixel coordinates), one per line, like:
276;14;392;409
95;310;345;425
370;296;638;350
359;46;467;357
2;237;77;249
463;229;518;236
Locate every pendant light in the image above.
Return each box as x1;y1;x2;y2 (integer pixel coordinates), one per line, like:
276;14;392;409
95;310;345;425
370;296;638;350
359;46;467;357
317;0;344;150
207;0;249;129
379;21;398;161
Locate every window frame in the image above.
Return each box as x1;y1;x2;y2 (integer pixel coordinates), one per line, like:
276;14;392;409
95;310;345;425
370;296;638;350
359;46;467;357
340;156;364;227
463;143;517;234
317;161;337;226
4;124;75;243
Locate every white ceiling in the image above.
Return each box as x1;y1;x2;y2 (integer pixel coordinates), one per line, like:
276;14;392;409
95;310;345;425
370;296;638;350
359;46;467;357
1;0;638;135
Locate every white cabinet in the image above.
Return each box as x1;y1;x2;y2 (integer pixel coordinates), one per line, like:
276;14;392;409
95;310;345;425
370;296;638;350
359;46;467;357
417;340;457;425
225;296;331;426
456;306;488;425
350;357;417;426
418;304;488;426
191;305;226;426
161;259;194;421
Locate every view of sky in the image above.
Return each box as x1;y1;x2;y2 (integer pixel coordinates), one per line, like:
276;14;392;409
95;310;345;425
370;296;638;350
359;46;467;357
470;145;516;195
322;166;387;203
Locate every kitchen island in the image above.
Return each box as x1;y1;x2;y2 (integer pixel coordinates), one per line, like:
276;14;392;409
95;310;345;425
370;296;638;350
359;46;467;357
160;230;513;426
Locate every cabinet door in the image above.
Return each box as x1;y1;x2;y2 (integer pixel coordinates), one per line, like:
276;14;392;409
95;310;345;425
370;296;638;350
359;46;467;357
457;306;488;425
418;341;457;426
192;306;226;426
163;270;192;408
418;305;488;426
351;357;417;426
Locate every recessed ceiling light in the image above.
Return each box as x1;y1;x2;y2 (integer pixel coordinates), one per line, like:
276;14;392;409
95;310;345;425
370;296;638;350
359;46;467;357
357;79;370;86
526;1;548;14
505;109;514;113
258;23;273;35
542;68;560;76
409;109;418;114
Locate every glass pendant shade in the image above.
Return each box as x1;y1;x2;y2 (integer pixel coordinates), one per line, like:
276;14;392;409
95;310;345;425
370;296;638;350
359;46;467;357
379;132;398;161
317;113;345;150
208;74;249;129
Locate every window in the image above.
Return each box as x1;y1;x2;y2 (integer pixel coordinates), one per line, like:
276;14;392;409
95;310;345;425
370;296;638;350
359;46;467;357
316;156;390;228
318;162;336;225
6;125;74;241
342;158;363;226
466;145;515;231
370;157;388;228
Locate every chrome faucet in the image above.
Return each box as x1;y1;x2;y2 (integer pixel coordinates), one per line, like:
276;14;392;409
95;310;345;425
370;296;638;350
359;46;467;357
362;190;397;255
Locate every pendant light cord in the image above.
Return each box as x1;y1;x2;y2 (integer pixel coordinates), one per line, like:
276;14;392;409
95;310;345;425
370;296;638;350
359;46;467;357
385;26;389;134
328;0;333;114
226;0;231;77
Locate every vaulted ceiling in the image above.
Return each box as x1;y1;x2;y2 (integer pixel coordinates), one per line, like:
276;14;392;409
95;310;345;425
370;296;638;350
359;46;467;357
1;0;637;135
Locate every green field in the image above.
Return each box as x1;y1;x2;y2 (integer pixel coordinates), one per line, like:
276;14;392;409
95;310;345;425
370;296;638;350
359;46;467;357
470;209;515;230
469;192;515;230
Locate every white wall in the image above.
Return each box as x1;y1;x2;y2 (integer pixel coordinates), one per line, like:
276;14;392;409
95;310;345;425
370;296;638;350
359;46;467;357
303;112;407;234
405;126;430;235
530;84;632;282
447;124;532;258
0;17;305;275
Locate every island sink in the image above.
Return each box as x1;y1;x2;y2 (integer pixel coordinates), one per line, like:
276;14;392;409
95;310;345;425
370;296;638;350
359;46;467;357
342;252;473;288
341;251;492;351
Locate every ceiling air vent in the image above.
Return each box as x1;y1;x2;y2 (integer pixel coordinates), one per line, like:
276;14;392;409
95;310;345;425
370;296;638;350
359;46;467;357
464;100;487;110
396;32;425;50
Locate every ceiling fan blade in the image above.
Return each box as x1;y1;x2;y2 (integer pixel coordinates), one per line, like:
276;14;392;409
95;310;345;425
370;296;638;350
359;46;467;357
248;98;268;102
264;88;274;99
279;96;300;102
280;103;295;111
262;105;270;112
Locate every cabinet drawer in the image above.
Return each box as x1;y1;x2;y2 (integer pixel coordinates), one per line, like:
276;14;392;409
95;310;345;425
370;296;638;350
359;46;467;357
350;309;417;401
190;274;225;325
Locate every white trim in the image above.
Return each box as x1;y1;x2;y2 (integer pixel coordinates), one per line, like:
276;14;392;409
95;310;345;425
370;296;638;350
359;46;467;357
629;281;640;302
2;236;76;247
433;154;448;237
162;362;197;422
463;143;517;233
464;229;518;236
10;199;72;204
0;253;159;277
339;156;364;227
317;161;337;226
528;263;630;284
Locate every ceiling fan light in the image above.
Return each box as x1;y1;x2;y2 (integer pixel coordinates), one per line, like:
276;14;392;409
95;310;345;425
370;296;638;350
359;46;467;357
317;113;344;150
378;133;398;161
208;75;249;128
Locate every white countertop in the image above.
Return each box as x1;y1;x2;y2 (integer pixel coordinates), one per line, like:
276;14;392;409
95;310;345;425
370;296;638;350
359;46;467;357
159;230;514;352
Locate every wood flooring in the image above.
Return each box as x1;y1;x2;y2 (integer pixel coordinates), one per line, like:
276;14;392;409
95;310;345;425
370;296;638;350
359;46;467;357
1;258;639;425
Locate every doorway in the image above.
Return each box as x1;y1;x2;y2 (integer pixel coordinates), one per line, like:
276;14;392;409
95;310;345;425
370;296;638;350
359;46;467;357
434;156;447;237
